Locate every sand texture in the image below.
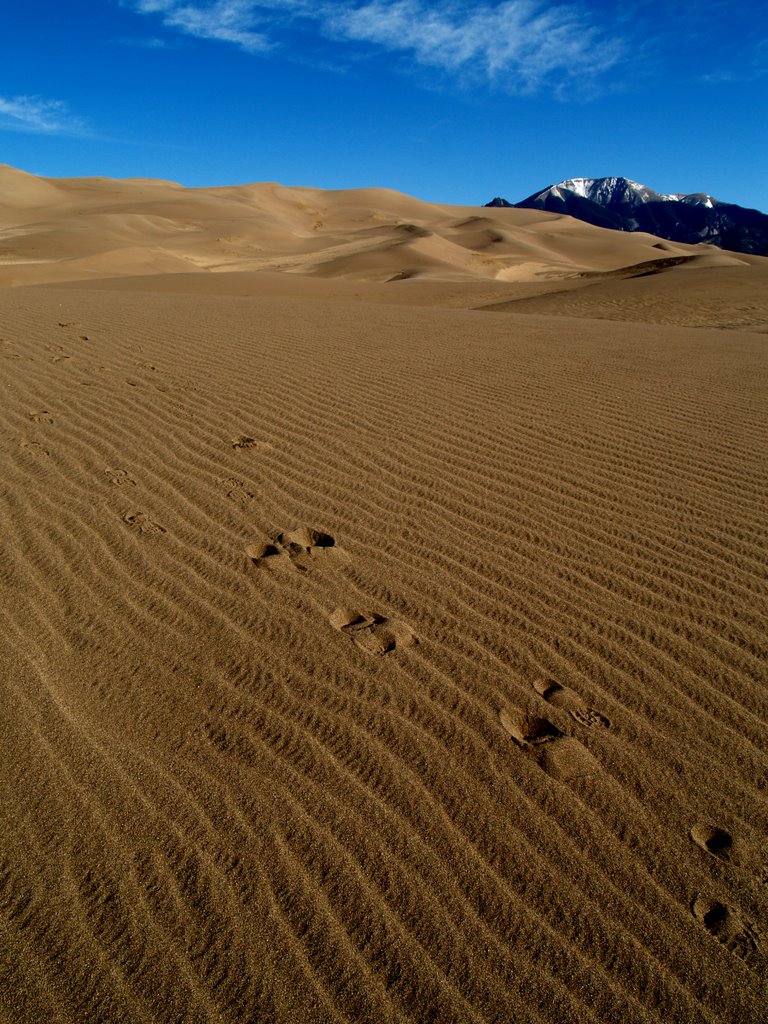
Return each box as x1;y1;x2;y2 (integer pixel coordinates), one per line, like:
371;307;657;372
1;168;767;1023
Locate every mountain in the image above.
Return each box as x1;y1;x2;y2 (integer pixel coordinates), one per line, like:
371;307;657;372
486;177;768;256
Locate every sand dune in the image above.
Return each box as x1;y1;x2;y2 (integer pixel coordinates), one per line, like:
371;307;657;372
479;258;768;329
1;167;767;1023
2;162;751;291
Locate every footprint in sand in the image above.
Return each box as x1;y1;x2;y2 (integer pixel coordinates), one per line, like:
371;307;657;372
106;468;137;487
691;823;768;881
246;541;287;568
330;607;418;656
123;512;165;535
499;708;600;781
246;527;346;572
691;824;737;862
533;678;611;729
222;477;255;505
692;896;762;964
232;435;272;452
46;345;72;363
499;710;564;746
20;440;50;457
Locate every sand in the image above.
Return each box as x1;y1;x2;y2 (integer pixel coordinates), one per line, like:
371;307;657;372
1;166;767;1023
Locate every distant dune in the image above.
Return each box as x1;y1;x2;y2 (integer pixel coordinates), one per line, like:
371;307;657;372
0;163;753;285
1;165;767;1024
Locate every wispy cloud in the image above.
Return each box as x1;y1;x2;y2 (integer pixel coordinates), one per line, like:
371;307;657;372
0;95;87;135
326;2;621;89
132;0;271;52
129;1;624;92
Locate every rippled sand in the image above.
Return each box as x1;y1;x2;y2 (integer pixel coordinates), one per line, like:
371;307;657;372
1;166;767;1023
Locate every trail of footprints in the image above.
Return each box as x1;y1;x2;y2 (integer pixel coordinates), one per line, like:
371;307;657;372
245;525;417;654
244;510;766;966
35;318;278;540
499;682;765;966
42;312;760;978
689;822;766;966
234;423;417;656
245;524;396;627
32;321;279;539
119;430;273;534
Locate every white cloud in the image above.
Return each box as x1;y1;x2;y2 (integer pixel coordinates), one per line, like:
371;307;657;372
133;0;271;51
330;1;621;88
0;95;86;135
129;1;624;92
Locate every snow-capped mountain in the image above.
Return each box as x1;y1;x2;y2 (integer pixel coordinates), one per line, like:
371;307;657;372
554;177;678;204
532;177;721;208
485;177;768;256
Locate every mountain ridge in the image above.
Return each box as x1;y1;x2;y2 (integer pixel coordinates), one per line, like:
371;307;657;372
486;177;768;256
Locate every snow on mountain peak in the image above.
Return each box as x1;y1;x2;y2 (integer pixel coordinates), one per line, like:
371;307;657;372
548;177;717;207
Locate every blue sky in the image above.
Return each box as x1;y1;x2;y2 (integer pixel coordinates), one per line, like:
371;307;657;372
2;1;766;209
